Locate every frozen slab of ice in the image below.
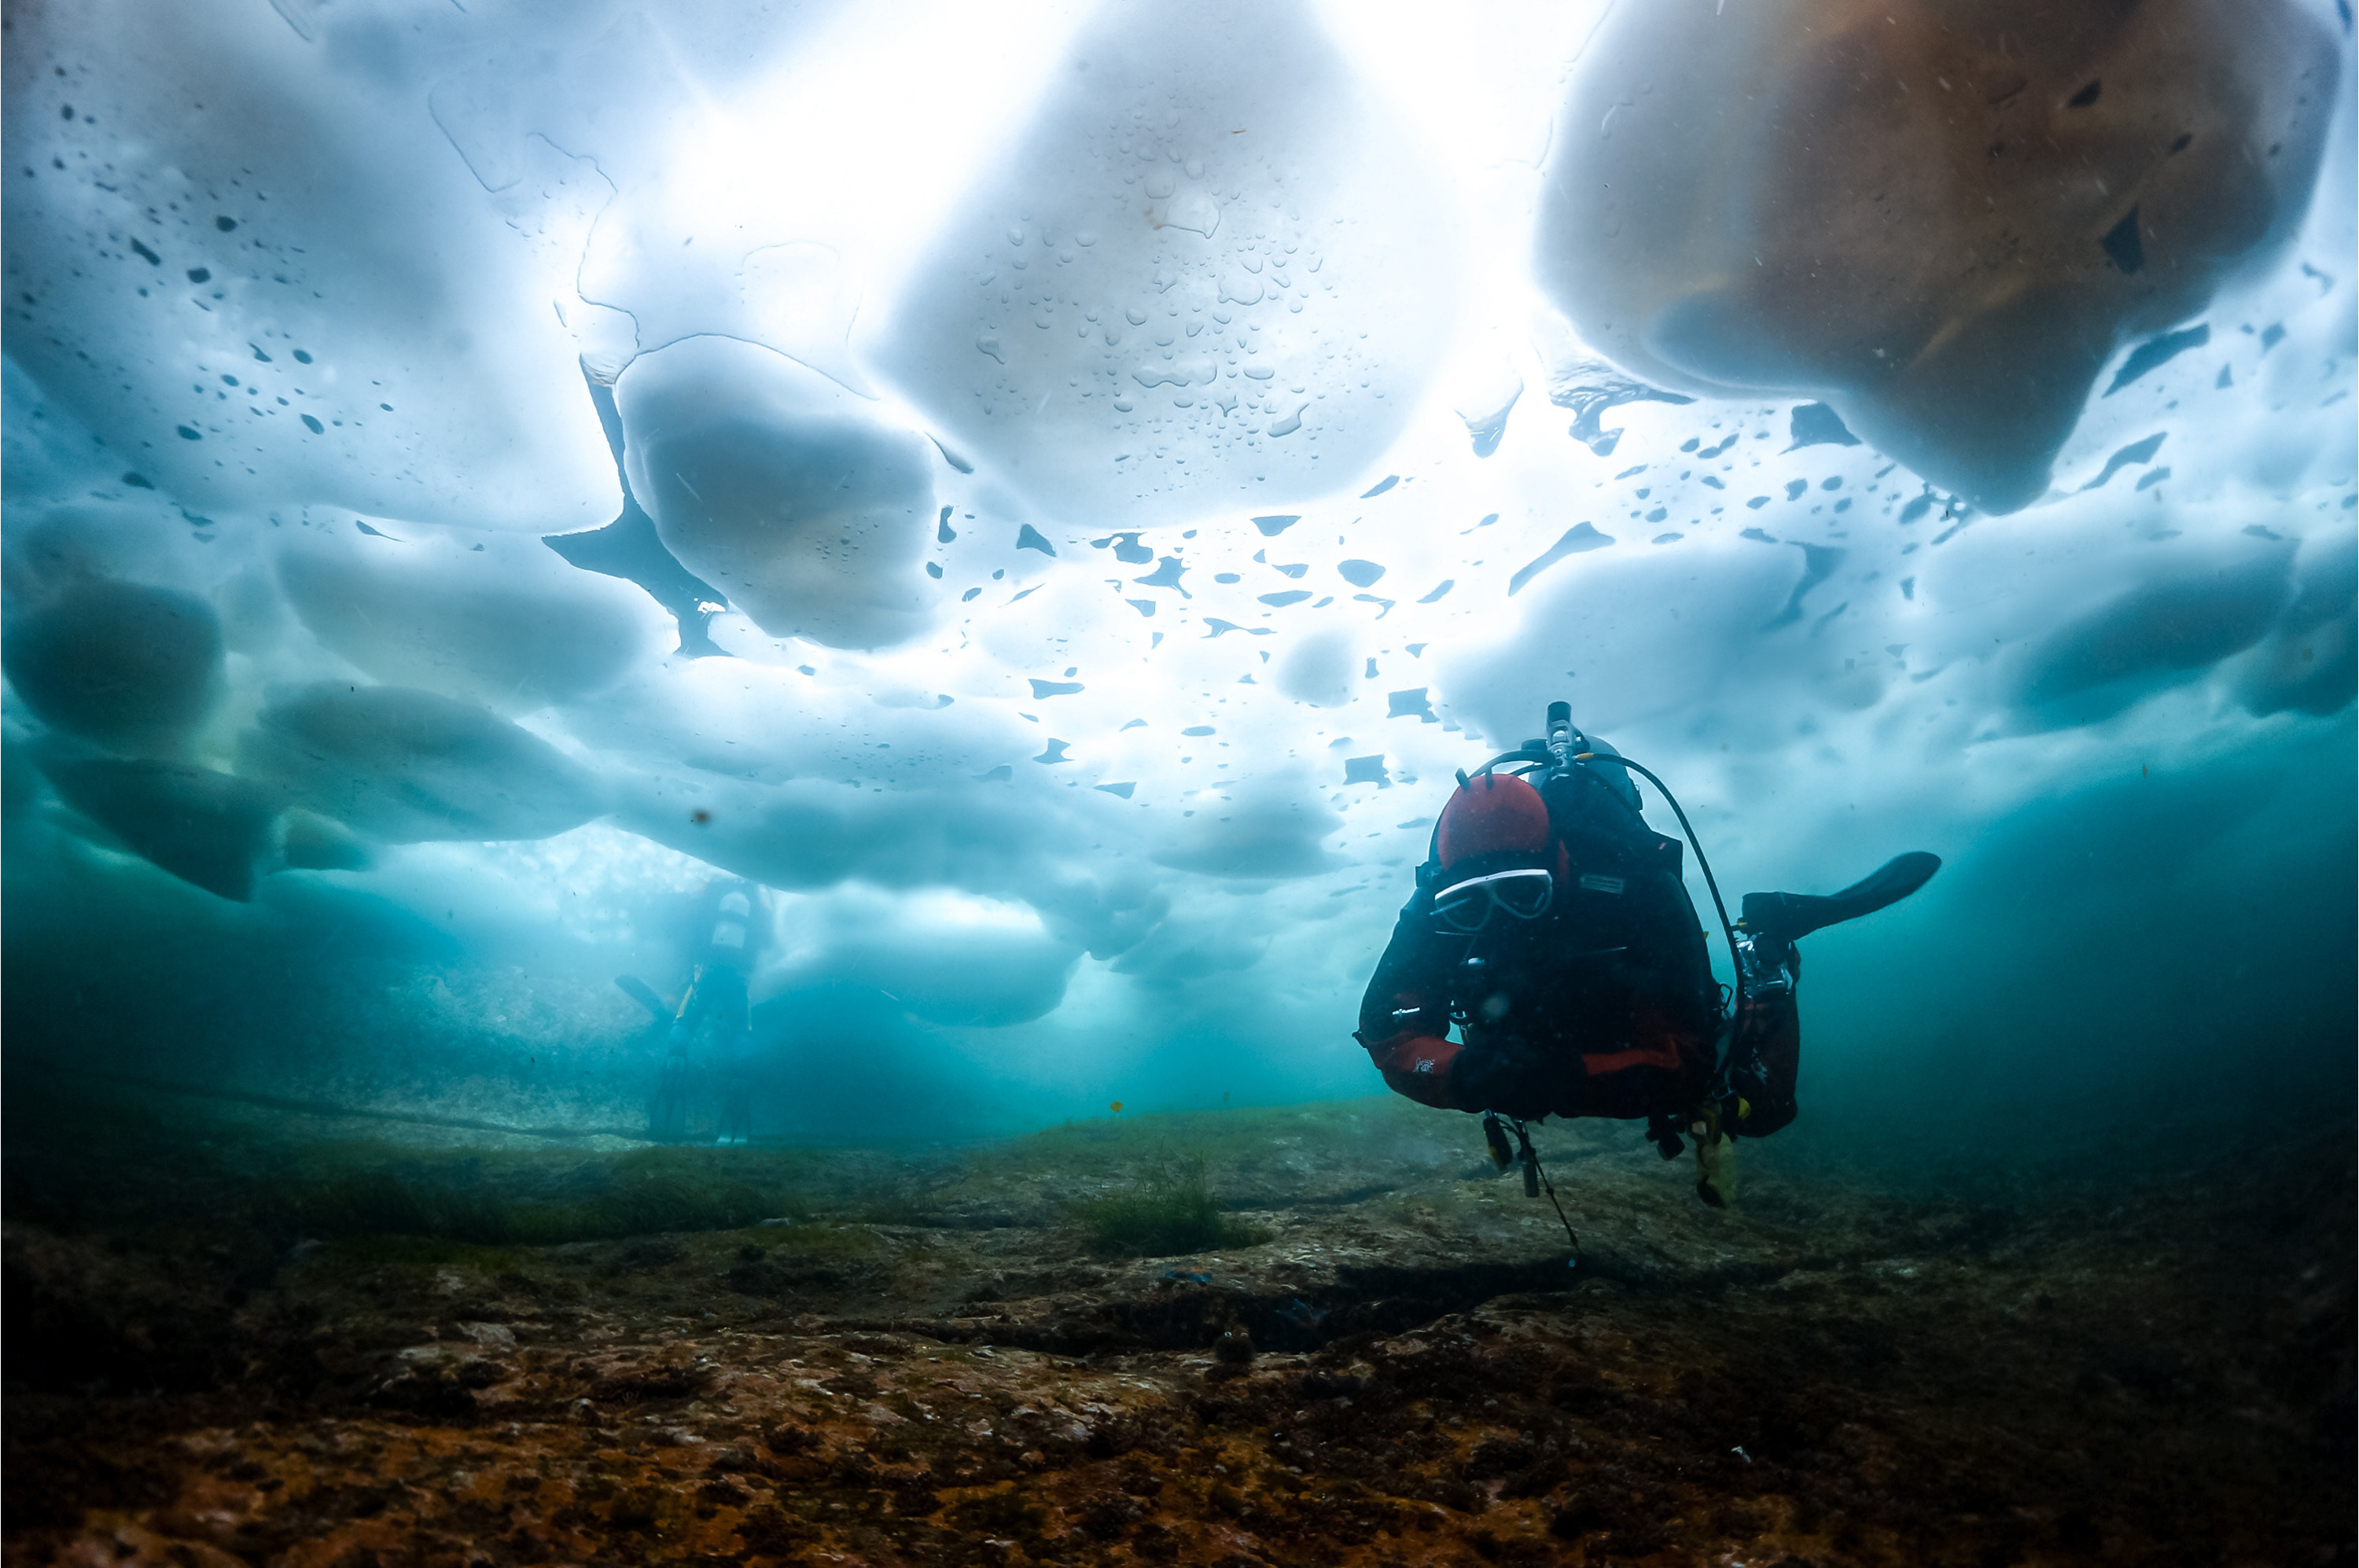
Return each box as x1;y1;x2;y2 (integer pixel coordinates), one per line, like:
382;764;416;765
617;337;936;649
870;0;1456;528
239;684;609;845
2;580;223;757
1536;0;2342;512
278;527;672;713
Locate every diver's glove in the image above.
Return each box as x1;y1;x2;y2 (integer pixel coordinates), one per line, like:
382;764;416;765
1361;1032;1463;1110
1732;929;1796;999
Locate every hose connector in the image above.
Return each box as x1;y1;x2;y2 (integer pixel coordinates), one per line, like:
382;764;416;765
1545;700;1575;776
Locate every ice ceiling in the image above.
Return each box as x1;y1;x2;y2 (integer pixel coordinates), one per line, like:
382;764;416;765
3;0;2353;1125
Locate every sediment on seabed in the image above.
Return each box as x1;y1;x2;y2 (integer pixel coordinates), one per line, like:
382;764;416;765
5;1084;2352;1567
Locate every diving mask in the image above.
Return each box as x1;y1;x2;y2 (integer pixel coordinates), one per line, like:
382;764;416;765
1432;867;1555;933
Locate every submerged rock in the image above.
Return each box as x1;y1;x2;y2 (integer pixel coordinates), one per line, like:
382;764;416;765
2;1088;2348;1567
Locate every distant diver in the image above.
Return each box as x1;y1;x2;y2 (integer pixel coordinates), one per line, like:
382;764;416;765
624;879;765;1146
1356;702;1938;1209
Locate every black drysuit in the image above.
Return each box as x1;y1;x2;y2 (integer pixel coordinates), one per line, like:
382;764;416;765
1357;763;1742;1123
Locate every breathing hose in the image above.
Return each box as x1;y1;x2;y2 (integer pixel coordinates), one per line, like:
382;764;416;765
1466;739;1749;1016
1570;751;1747;1010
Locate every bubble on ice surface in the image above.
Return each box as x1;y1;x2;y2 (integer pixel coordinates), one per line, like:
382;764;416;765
616;337;934;649
2079;433;2169;493
1536;0;2343;512
1784;403;1861;453
1134;557;1191;594
1386;688;1438;723
1165;188;1223;239
1536;317;1696;459
1452;363;1524;458
2102;325;2213;397
1507;524;1616;597
870;0;1456;528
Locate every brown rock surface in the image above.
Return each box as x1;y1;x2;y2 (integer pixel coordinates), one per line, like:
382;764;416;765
4;1089;2350;1566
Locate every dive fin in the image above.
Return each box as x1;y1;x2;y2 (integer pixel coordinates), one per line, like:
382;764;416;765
1739;852;1941;943
616;974;672;1021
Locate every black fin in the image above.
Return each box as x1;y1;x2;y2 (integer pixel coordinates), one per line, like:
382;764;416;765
616;974;672;1021
1739;851;1941;943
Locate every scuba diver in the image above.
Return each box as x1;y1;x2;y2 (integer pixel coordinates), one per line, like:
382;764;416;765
1356;702;1938;1206
625;879;766;1145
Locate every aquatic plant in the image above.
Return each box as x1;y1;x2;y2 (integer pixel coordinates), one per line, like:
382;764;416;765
1067;1152;1270;1258
270;1146;811;1246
